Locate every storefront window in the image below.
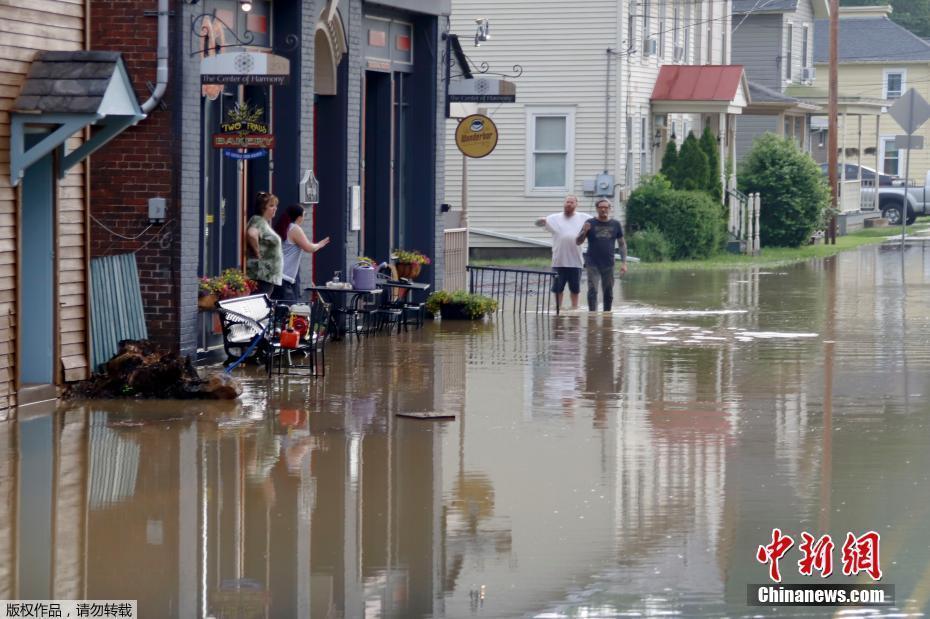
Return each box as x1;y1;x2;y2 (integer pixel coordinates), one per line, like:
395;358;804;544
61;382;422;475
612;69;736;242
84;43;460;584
200;0;272;51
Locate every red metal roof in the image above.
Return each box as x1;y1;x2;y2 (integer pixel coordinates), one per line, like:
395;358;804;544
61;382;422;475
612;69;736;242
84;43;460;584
651;65;746;101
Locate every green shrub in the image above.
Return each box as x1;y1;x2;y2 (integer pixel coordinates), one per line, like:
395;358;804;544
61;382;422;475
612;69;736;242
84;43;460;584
700;126;722;202
676;133;709;191
627;226;672;262
738;133;830;247
627;176;725;260
425;290;498;319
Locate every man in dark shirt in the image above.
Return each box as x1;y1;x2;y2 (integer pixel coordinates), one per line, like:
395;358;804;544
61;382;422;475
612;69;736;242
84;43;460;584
576;199;627;311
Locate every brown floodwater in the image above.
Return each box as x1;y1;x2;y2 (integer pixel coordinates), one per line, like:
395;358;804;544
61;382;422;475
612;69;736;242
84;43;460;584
3;242;930;618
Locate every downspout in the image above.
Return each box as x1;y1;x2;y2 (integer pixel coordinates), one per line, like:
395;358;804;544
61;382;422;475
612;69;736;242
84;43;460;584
141;0;169;114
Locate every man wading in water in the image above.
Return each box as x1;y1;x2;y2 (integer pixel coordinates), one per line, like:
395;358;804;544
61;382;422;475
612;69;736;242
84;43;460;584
535;195;592;312
575;198;627;312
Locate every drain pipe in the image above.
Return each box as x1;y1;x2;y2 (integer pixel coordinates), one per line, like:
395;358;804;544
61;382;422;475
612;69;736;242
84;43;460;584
141;0;169;114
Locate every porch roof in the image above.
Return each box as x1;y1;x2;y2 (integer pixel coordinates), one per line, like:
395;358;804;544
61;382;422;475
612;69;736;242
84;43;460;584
745;81;821;114
784;84;887;115
650;65;750;114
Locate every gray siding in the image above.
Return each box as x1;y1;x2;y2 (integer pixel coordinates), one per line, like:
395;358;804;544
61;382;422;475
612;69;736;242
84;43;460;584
783;0;814;84
732;14;783;90
735;115;779;161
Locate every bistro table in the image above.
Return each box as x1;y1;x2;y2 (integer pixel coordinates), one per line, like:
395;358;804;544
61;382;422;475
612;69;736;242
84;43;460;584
377;279;431;327
305;285;383;340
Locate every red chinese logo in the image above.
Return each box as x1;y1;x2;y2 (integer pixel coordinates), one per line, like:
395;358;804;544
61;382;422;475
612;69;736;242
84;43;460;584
841;531;882;581
756;528;795;583
757;529;882;582
798;533;835;578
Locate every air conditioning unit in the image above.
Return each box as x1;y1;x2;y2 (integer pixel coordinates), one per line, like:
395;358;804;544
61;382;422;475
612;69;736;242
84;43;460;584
673;45;685;62
644;38;658;56
801;67;816;83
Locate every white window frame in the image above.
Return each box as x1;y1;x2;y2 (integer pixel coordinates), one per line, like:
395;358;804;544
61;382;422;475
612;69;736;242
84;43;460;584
625;116;634;187
642;0;651;61
659;17;665;59
802;24;809;68
684;0;691;62
883;69;906;99
705;0;713;63
880;136;902;176
785;22;793;82
525;106;576;195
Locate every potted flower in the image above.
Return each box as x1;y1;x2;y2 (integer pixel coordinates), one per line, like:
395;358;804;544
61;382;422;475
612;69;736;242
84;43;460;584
392;249;430;280
198;268;257;310
198;277;221;310
425;290;498;320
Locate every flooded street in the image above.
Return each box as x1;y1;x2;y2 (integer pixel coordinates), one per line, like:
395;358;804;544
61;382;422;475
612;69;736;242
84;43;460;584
4;242;930;618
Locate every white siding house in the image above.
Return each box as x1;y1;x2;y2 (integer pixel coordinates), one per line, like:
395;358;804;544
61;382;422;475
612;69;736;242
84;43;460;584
445;0;739;252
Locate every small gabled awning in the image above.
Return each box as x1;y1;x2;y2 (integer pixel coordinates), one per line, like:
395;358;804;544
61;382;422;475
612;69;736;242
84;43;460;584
10;51;145;186
745;81;821;115
785;84;887;116
650;65;751;115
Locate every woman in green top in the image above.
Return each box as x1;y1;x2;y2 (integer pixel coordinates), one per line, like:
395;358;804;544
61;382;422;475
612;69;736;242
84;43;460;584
246;191;283;295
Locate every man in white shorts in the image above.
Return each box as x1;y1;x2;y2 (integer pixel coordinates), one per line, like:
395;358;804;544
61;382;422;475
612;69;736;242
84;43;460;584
535;195;592;312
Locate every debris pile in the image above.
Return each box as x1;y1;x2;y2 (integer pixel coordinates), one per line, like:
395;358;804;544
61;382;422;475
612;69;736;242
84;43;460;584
67;340;241;400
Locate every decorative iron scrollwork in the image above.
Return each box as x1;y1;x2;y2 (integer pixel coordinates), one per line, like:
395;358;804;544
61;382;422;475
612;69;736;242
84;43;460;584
462;58;523;80
190;11;255;57
278;34;300;54
449;56;523;79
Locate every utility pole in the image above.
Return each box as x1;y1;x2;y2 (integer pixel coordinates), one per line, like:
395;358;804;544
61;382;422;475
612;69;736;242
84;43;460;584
827;0;839;244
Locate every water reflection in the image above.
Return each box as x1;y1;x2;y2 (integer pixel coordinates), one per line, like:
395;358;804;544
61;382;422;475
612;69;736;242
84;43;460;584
1;244;929;617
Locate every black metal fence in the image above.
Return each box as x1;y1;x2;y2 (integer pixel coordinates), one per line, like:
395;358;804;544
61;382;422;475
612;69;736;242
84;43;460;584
467;265;555;315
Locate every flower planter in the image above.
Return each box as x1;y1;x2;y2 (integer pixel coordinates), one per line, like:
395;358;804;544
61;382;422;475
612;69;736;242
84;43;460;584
198;294;218;310
394;262;422;280
439;303;483;320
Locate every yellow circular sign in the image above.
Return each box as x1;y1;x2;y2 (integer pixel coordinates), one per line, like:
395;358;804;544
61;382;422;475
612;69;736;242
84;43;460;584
455;114;499;158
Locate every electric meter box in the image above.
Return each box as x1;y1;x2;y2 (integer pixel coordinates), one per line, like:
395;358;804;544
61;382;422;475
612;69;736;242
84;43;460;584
594;173;614;197
148;197;166;223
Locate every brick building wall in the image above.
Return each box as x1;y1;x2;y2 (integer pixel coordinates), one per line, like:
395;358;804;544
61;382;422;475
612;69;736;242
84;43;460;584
90;0;181;352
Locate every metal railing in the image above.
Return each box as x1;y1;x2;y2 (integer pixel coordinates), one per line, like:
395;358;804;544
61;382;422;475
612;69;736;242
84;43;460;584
443;228;467;292
727;188;761;255
860;177;878;211
467;265;555;315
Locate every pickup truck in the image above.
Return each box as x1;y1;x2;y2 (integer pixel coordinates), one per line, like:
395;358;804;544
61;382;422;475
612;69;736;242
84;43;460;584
820;164;929;225
869;171;930;225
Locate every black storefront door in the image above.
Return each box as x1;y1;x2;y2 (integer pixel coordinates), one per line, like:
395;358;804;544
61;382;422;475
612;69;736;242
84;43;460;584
363;70;411;263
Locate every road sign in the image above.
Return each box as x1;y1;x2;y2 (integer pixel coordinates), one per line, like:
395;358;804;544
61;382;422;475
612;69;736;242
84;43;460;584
888;88;930;135
895;135;925;149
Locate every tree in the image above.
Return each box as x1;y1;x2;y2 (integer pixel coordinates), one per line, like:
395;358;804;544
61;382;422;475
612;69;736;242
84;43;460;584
676;133;710;191
660;139;679;186
700;126;722;202
738;133;830;247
